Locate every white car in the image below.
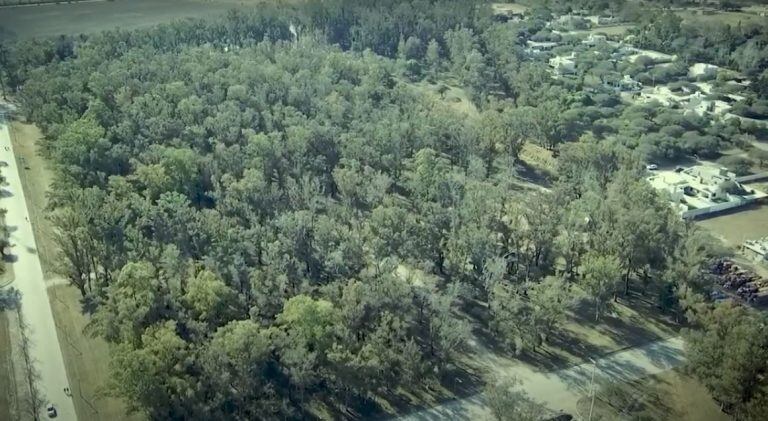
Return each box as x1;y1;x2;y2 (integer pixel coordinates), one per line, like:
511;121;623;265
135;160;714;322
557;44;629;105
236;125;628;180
645;164;659;171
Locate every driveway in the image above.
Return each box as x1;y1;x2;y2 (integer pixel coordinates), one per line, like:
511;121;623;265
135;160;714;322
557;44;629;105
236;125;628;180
1;115;78;420
398;336;685;420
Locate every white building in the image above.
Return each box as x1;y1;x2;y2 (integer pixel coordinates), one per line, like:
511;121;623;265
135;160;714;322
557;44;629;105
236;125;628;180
549;53;577;75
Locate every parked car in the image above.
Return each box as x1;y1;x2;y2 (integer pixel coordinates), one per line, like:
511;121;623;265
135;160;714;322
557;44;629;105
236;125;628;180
46;403;57;418
710;290;727;301
646;163;659;170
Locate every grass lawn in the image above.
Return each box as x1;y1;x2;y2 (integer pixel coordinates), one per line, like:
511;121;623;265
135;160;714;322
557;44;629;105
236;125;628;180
49;285;144;421
588;24;634;36
411;80;480;117
518;143;556;188
580;368;730;421
0;311;16;421
491;2;529;14
8;121;57;278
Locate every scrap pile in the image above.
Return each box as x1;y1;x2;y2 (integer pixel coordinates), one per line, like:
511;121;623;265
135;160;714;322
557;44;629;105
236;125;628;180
710;259;768;305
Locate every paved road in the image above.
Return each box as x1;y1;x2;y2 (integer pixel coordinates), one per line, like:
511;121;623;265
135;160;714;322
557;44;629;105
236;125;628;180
1;115;77;420
398;336;685;420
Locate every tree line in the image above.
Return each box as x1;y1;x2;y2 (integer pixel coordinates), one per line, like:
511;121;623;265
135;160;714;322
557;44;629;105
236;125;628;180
0;0;753;419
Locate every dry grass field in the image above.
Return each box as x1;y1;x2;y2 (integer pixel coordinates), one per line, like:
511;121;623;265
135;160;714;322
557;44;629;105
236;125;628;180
676;9;767;26
697;204;768;247
0;0;275;39
0;312;15;421
581;368;730;421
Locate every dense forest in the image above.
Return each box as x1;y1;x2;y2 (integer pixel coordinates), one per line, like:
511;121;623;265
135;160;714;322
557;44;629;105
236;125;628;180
1;0;768;419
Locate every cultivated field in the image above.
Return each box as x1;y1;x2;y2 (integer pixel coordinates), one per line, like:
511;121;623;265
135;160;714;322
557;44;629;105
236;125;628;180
0;0;272;39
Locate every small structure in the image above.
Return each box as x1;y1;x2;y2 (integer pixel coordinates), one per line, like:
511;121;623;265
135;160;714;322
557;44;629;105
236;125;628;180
689;63;720;78
648;165;768;219
582;33;607;45
628;50;678;65
618;74;642;92
549;53;577;75
526;40;559;51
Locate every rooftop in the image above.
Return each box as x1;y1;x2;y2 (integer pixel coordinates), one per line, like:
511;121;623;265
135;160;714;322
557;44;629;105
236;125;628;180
648;165;768;217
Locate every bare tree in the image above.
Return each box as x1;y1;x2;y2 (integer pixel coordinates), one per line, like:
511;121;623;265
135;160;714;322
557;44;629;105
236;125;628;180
16;306;45;420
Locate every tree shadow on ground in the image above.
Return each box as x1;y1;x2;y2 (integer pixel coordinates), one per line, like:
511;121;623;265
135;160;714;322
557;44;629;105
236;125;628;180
340;362;484;421
570;295;680;350
515;160;553;189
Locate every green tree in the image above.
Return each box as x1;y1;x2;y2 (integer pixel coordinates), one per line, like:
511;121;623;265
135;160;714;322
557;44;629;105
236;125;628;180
109;321;196;418
425;39;441;80
686;303;768;419
184;269;242;327
580;253;622;321
201;320;280;419
485;376;542;421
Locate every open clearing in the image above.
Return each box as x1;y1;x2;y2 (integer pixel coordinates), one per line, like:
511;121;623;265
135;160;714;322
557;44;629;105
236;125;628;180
675;10;767;26
381;293;681;418
491;2;528;15
0;0;279;39
696;204;768;247
582;368;730;421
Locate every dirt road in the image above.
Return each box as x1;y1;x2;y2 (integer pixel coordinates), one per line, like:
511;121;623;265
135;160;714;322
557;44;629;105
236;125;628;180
1;115;77;420
398;336;685;420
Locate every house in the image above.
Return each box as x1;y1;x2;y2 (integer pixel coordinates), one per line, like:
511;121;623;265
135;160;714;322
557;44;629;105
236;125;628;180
648;166;768;219
582;33;607;45
618;74;642;92
526;40;559;50
549;54;577;75
689;63;720;78
628;50;677;65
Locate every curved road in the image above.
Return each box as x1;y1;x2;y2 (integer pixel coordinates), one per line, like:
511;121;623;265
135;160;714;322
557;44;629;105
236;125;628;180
1;114;77;420
398;336;685;420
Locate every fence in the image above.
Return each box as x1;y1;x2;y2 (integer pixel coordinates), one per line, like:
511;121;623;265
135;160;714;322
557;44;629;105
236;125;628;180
736;172;768;184
682;197;760;219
